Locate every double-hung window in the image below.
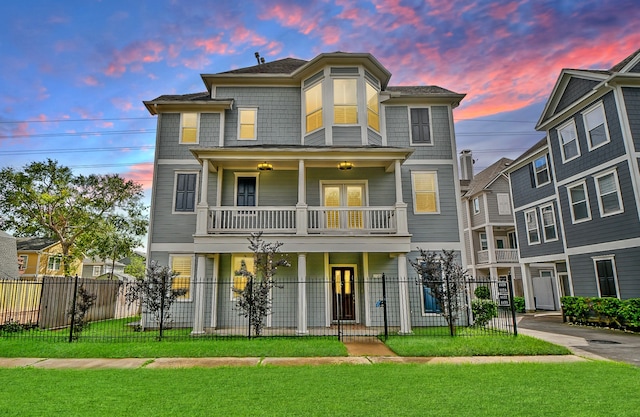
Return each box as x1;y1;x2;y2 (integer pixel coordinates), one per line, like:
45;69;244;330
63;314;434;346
525;209;540;245
411;171;439;214
180;113;198;144
583;103;609;150
473;197;480;214
366;82;380;132
47;255;61;271
540;204;557;242
595;170;623;216
305;83;323;133
479;232;488;250
333;79;357;124
170;255;193;300
92;266;101;277
558;120;580;162
18;255;28;272
174;172;198;213
238;108;257;140
593;256;618;298
568;181;591;223
231;254;254;300
410;108;432;145
533;155;550;186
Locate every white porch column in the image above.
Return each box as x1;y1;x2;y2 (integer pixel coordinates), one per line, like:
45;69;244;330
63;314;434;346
191;255;207;335
297;253;308;334
397;254;412;334
394;160;409;235
521;263;536;312
196;161;210;234
394;160;403;203
296;159;308;236
486;226;496;264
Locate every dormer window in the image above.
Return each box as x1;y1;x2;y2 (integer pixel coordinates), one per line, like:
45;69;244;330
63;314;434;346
366;82;379;132
333;79;357;124
305;83;323;133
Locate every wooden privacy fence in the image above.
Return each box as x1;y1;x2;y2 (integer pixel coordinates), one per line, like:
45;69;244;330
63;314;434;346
0;280;41;324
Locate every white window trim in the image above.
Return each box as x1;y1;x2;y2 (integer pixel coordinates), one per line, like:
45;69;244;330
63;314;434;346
365;81;380;134
237;108;258;141
557;119;581;163
230;253;254;301
479;232;488;251
92;265;101;277
179;112;200;144
319;180;369;207
304;80;324;135
47;255;61;271
172;171;200;215
592;255;620;298
540;203;558;243
567;180;592;224
533;155;551;187
234;172;260;207
169;254;194;302
525;209;540;245
582;102;610;151
594;169;624;217
408;106;434;146
332;77;359;126
473;197;480;214
411;171;440;214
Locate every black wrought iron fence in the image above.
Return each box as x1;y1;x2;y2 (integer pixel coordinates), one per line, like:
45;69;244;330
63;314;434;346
0;274;517;342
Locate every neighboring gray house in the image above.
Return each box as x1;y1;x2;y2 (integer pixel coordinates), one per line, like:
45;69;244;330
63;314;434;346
81;257;126;279
143;52;466;334
0;231;19;279
460;154;523;295
506;48;640;311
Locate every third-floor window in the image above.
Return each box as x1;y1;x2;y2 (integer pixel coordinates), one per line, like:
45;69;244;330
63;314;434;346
333;79;357;124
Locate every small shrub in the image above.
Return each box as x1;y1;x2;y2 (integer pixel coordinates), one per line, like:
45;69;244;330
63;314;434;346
471;299;498;327
561;296;591;322
513;297;525;313
620;298;640;328
474;285;491;300
592;297;623;326
0;320;37;334
67;285;97;340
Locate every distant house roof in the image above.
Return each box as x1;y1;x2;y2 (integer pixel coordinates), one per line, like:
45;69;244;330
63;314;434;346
16;237;57;251
386;86;460;96
609;48;640;72
510;137;548;167
463;157;513;198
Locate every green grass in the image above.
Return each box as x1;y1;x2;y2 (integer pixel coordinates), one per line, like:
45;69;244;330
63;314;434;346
0;362;638;416
0;337;347;358
384;334;571;356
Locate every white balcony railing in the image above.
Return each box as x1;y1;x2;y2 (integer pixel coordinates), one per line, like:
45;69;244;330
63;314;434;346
206;206;398;235
476;249;519;264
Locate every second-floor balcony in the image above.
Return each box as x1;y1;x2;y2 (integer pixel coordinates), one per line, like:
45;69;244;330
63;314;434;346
477;249;519;264
206;206;401;235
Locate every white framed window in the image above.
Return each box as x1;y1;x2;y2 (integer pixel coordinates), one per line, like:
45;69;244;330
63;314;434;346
473;197;480;214
231;254;254;300
411;171;439;214
234;172;260;207
595;170;623;217
305;82;323;133
567;181;591;223
410;108;432;145
524;209;540;245
592;255;619;298
583;102;610;150
497;193;511;215
173;171;199;214
179;113;198;144
18;255;28;271
169;255;193;301
47;255;62;271
238;108;257;140
333;79;357;124
366;82;380;132
479;232;488;250
540;204;558;242
92;265;101;277
533;155;550;187
557;120;580;162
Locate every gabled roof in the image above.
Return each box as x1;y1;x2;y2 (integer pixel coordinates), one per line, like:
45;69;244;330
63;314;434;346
463;157;513;198
536;48;640;130
16;237;58;251
220;58;308;75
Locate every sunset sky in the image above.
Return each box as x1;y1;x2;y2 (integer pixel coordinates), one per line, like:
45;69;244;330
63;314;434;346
2;0;639;201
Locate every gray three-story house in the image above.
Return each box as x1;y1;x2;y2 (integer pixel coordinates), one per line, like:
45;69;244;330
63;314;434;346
506;48;640;311
143;52;466;334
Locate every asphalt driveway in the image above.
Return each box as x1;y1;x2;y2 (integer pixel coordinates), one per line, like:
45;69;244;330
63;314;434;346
517;312;640;367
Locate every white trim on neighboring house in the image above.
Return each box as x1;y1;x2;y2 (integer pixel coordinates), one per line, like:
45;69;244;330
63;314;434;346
533;154;551;187
557;118;581;163
566;179;592;224
512;195;558;213
592;255;620;298
554;155;627;186
540;203;559;243
564;237;640;256
594;168;624;217
582;101;611;151
524;209;540;245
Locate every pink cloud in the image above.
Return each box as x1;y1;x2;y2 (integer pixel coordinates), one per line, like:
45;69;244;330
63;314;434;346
373;0;423;29
122;163;154;190
193;35;229;54
104;40;165;77
488;1;519;20
261;3;317;35
111;98;133;112
82;75;100;86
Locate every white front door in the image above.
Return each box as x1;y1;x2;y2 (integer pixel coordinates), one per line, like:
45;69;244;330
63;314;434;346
532;270;556;310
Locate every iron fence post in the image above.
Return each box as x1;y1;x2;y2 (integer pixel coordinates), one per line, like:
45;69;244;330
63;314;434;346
159;273;165;341
68;275;79;343
382;273;388;341
446;274;455;336
508;274;518;336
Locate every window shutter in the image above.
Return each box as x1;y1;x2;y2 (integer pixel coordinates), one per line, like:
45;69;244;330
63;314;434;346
411;109;431;144
497;193;511;215
175;173;197;212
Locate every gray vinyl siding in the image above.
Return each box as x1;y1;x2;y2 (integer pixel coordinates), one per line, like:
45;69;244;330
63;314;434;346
487;178;514;223
368;129;382;145
558;162;640;248
509;163;555;208
305;167;395;207
332;126;362;146
514;204;565;259
220;170;297;207
305;128;325;146
549;92;625;182
199;113;221;146
555;78;600;115
622;88;640;151
306;253;326;327
157;113;196;160
568;247;640;299
404;164;460;242
218;87;301;146
631;62;640;73
385;106;409;147
151;164;200;243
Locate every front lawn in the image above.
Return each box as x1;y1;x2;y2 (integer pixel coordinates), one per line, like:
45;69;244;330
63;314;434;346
0;362;638;416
